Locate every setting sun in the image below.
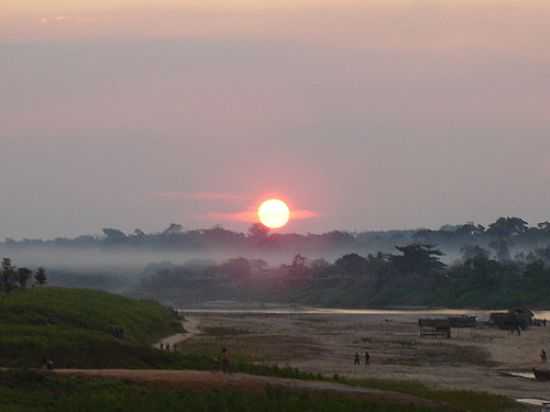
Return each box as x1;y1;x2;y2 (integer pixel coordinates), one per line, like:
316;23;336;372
258;199;290;229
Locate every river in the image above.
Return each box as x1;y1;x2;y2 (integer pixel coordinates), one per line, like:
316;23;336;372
178;306;550;319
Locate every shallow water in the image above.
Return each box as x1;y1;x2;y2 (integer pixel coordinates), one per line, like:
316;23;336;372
177;307;550;326
178;307;487;316
516;398;550;407
505;372;536;380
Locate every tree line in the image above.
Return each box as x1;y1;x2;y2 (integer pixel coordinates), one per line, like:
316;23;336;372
4;217;550;257
138;242;550;308
1;258;47;293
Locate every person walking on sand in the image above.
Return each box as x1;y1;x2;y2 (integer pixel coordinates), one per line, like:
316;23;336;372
364;351;370;366
354;352;361;366
541;349;547;363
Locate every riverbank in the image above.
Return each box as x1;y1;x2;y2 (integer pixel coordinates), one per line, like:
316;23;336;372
177;309;550;401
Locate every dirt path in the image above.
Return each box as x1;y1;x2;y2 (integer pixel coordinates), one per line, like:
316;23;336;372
52;368;444;409
154;317;200;349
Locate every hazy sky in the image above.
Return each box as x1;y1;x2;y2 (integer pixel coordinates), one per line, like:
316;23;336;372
1;1;550;239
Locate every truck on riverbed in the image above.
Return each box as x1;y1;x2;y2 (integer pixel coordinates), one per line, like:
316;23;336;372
490;307;534;331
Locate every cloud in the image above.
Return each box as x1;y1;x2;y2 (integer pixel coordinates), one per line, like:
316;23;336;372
40;15;70;24
207;208;319;223
206;210;256;222
153;191;244;202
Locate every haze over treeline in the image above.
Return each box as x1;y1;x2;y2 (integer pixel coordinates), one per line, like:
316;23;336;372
4;216;550;261
2;216;550;281
5;216;550;309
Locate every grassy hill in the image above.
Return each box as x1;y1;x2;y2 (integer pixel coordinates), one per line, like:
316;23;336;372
0;287;185;368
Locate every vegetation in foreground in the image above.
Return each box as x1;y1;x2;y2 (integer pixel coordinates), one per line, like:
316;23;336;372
0;286;333;379
349;377;520;412
0;287;185;369
0;287;525;411
0;369;525;412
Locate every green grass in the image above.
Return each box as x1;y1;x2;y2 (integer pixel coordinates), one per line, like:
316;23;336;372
0;287;326;376
0;287;180;343
0;369;527;412
348;377;522;412
0;287;184;368
0;288;525;411
0;370;443;412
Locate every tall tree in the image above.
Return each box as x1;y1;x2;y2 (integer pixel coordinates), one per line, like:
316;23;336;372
389;244;446;274
456;223;485;237
162;223;183;236
1;257;17;293
16;267;32;288
487;217;528;238
102;228;127;242
335;253;368;275
34;267;47;286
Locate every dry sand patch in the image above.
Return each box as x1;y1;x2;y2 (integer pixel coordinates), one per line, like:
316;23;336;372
178;311;550;400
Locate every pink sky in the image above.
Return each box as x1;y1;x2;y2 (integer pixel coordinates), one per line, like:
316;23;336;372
1;1;550;238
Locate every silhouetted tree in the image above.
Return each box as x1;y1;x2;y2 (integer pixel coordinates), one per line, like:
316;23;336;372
487;217;528;238
335;253;368;275
162;223;183;236
102;228;127;242
1;257;17;293
456;222;485;237
35;267;47;286
16;267;32;288
389;244;446;274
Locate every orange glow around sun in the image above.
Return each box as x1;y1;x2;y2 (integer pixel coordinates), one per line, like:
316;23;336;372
258;199;290;229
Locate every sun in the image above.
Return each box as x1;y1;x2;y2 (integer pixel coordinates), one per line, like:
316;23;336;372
258;199;290;229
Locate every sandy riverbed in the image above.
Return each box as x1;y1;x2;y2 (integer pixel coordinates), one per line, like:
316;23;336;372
177;310;550;400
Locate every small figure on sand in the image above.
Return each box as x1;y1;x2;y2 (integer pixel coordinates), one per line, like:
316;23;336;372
354;352;360;366
541;349;547;363
221;347;230;373
364;351;370;366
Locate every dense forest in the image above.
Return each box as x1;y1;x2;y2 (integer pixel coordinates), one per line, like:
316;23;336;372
5;216;550;308
137;241;550;309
